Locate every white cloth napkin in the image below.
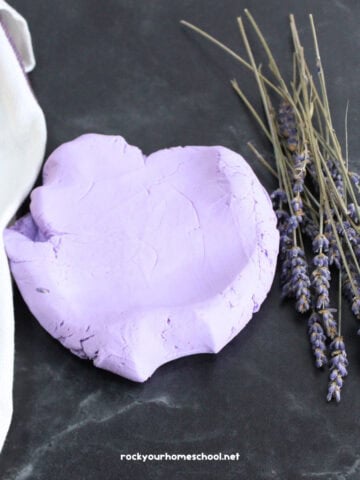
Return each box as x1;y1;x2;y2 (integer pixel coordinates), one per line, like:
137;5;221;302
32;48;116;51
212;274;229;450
0;0;46;452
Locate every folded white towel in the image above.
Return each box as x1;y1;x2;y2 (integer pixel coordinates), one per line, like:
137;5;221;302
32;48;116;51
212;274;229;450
0;0;46;452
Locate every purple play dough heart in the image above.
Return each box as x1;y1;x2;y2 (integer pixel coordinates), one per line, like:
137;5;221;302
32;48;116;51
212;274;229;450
4;134;279;382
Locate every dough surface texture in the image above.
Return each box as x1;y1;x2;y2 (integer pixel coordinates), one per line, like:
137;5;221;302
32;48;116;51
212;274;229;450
4;134;279;382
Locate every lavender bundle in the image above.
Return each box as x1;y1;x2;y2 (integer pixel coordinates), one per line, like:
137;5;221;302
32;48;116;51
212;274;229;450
181;11;360;402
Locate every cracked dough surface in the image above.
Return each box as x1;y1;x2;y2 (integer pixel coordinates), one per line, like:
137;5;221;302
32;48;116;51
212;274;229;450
4;134;279;382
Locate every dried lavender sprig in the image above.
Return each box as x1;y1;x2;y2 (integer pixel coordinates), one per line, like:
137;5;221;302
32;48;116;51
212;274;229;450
290;20;341;344
271;170;312;315
182;12;360;403
307;139;337;340
250;15;353;387
235;17;313;317
326;336;348;402
280;244;311;313
325;270;347;402
311;233;338;338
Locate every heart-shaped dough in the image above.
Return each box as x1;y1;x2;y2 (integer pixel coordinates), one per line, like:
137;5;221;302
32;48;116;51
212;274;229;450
4;134;279;382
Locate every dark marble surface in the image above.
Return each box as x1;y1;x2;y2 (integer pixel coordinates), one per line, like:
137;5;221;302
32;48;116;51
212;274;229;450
1;0;360;478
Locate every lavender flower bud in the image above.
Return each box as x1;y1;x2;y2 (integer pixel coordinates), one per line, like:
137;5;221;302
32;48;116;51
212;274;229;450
313;253;329;268
351;296;360;318
328;242;341;269
291;197;304;222
296;295;311;313
319;309;337;339
347;203;358;223
287;215;299;234
271;188;287;208
312;234;330;253
350;171;360;189
308;313;327;368
293;180;303;193
316;294;330;310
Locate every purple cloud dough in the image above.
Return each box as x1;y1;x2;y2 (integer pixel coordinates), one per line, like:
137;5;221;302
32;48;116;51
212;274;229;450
4;134;279;382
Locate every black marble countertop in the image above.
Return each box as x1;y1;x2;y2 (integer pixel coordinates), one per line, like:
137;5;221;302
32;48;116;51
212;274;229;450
2;1;360;479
